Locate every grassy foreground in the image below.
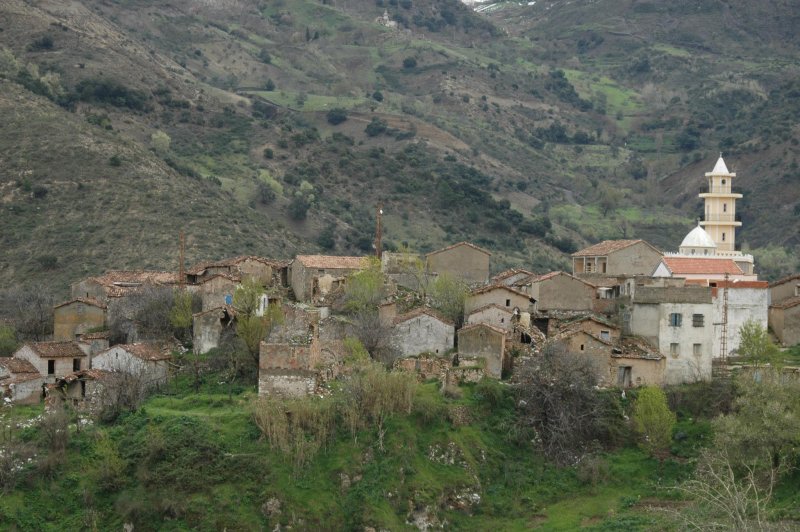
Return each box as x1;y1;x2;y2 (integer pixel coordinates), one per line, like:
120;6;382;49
0;375;707;530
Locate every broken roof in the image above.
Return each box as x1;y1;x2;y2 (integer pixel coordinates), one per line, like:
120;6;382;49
772;296;800;310
0;357;39;374
614;337;664;360
198;272;242;284
467;303;516;317
53;297;107;310
660;257;743;275
294;255;366;270
426;241;491;258
552;328;614;347
572;239;660;257
458;322;507;336
470;283;533;299
103;343;173;362
393;306;454;326
769;273;800;288
84;270;179;297
187;255;288;275
79;331;111;340
24;341;86;358
532;271;597;287
558;314;619;330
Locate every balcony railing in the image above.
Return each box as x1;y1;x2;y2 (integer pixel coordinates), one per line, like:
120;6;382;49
700;187;742;195
703;214;737;222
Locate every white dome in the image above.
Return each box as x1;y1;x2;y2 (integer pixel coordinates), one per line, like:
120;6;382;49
680;225;717;249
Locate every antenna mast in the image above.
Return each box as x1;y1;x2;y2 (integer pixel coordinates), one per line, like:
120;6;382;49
374;203;383;259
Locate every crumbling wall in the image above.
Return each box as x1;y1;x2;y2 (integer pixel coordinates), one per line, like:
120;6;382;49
258;370;317;397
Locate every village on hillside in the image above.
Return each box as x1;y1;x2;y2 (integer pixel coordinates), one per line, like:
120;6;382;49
2;157;799;410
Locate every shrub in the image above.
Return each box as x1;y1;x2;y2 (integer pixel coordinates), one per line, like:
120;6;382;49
72;78;149;110
264;78;276;91
364;117;388;137
258;48;272;64
0;324;17;356
326;107;348;125
109;154;122;167
29;35;54;51
263;147;274;159
402;56;417;69
372;90;384;102
288;195;310;220
632;386;676;456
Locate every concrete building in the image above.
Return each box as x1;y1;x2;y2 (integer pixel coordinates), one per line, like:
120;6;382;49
390;307;454;359
426;242;491;285
12;341;88;383
572;240;662;276
53;297;107;341
529;272;597;313
92;343;172;389
465;285;535;316
290;255;366;303
626;286;713;384
457;323;508;379
710;281;769;358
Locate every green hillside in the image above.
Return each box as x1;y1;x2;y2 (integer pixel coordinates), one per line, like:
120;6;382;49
0;0;798;296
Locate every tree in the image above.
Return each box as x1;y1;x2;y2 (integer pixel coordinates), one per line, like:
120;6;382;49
169;289;194;345
737;320;779;365
326;108;348;125
288;195;310;220
0;325;17;356
402;56;417;69
150;130;171;155
340;258;383;314
364;117;387;137
233;277;283;365
514;342;623;465
428;273;468;328
632;386;676;457
0;285;54;341
598;183;622;216
264;78;276;91
372;90;384;102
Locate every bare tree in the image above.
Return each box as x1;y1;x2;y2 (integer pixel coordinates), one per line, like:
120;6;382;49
0;284;54;341
348;310;397;365
514;342;622;465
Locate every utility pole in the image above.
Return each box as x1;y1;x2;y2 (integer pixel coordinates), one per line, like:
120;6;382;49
179;231;185;289
374;203;383;260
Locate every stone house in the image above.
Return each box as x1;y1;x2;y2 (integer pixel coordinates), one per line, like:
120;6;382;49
48;369;117;415
528;272;597;313
553;328;615;359
186;256;288;286
572;239;662;276
466;303;516;330
12;341;88;383
553;315;621;344
92;343;172;390
770;273;800;305
0;357;44;404
465;284;535;316
769;297;800;347
381;252;436;291
426;242;491;285
611;338;665;388
259;322;322;398
192;306;236;354
77;331;111;357
626;286;713;384
710;280;769;357
53;297;107;341
197;273;241;311
491;269;537;288
390;307;455;359
290;255;366;303
457;323;508;379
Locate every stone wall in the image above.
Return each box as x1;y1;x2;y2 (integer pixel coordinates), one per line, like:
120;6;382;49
426;245;490;285
54;302;106;341
258;370;318;398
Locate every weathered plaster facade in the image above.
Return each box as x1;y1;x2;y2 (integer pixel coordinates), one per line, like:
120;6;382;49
13;342;88;383
466;304;515;330
529;272;596;312
465;285;533;316
457;323;507;378
572;240;662;276
53;298;107;341
92;344;171;390
391;308;454;359
426;242;490;285
710;281;769;357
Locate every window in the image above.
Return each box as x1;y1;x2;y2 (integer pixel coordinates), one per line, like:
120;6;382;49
505;299;511;307
73;358;81;371
722;179;726;185
580;344;585;351
693;343;702;357
600;330;610;341
692;314;704;327
47;360;55;375
669;313;682;327
723;203;727;213
81;381;86;398
601;262;607;273
670;343;680;357
722;232;726;241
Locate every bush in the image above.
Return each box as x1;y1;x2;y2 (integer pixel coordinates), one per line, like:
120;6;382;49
0;324;17;356
29;35;54;51
326;108;348;125
288;195;310;220
109;154;122;167
372;90;384;102
402;56;417;69
365;117;388;137
72;78;149;110
632;386;676;456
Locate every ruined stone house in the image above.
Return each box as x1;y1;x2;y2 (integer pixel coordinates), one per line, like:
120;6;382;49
464;284;535;316
92;343;172;390
53;297;107;341
197;273;241;311
48;369;118;415
192;305;236;354
572;239;662;276
466;303;516;331
186;256;288;286
290;255;366;303
770;273;800;305
769;296;800;347
426;242;491;285
528;271;597;313
0;357;44;404
490;269;537;293
457;322;509;379
549;314;620;344
389;307;455;360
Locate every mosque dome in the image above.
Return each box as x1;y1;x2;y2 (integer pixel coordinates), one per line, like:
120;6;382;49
680;221;717;254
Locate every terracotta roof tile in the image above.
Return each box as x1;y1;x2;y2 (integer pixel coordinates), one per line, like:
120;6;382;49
79;331;111;340
26;341;86;358
458;322;508;336
470;284;532;299
393;306;454;326
532;271;596;287
662;257;743;275
426;241;491;258
295;255;367;269
87;270;179;297
467;303;515;317
553;328;614;346
198;272;242;284
572;239;659;257
772;296;800;310
107;343;173;362
53;297;107;310
0;357;39;374
187;256;288;275
769;273;800;288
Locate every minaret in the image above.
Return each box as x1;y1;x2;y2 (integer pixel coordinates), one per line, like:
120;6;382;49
699;155;742;254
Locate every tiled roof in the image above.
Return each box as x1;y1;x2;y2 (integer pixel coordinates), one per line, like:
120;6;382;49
769;273;800;288
772;296;800;310
393;306;454;326
552;328;614;347
79;331;111;340
57;369;116;384
426;241;491;258
532;271;596;287
661;257;743;275
198;272;242;284
572;239;659;257
108;343;172;362
27;341;86;358
53;297;107;310
491;268;536;284
458;322;507;336
0;357;38;374
614;337;664;360
1;372;43;385
558;314;618;330
295;255;366;270
87;270;179;297
187;256;287;275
